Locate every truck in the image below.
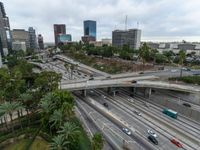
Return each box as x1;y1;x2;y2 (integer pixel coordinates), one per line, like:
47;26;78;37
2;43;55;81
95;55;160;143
162;108;178;119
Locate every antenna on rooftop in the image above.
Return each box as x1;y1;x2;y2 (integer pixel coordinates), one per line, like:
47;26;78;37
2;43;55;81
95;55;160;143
125;15;128;30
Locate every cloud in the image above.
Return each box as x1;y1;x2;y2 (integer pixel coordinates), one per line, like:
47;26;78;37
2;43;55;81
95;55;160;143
2;0;200;42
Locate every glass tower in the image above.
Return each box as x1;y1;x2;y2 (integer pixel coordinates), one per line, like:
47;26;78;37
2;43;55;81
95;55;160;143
84;20;96;40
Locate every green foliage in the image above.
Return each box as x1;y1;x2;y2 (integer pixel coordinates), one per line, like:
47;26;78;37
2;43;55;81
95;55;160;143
50;135;68;150
155;53;167;64
92;133;104;150
169;76;200;85
34;71;62;95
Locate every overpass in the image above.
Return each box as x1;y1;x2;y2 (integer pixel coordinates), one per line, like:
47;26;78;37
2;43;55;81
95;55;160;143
60;76;200;94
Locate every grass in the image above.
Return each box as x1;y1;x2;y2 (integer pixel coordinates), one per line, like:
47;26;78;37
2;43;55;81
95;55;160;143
4;138;49;150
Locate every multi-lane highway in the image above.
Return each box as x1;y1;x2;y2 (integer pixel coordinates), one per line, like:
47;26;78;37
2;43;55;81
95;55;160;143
35;55;200;150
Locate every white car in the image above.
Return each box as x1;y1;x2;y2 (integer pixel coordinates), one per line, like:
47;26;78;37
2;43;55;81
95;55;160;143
122;128;131;135
147;129;158;138
171;69;177;73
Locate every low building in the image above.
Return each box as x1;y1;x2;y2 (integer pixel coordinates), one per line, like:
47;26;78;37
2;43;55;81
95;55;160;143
82;35;95;43
12;41;26;52
102;38;112;46
57;34;72;44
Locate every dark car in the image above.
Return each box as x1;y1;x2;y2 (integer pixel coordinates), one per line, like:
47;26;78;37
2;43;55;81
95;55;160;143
139;72;144;74
103;103;108;108
148;135;158;145
131;80;137;83
183;103;191;107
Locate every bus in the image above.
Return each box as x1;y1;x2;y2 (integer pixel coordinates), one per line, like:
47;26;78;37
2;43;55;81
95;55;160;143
162;108;178;119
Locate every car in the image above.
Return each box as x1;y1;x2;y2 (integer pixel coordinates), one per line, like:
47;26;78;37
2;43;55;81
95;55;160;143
171;69;177;73
102;95;106;99
134;111;142;116
139;72;144;74
183;103;191;107
148;135;158;145
170;139;183;148
89;77;94;80
131;80;137;83
122;128;131;135
103;103;108;108
147;130;158;138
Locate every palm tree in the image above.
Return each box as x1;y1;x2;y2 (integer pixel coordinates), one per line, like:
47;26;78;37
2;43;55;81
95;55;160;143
179;50;186;77
50;135;69;150
19;93;33;115
92;133;104;150
62;102;74;120
0;102;22;133
64;63;71;79
39;93;54;126
139;43;150;71
58;122;80;145
49;109;64;130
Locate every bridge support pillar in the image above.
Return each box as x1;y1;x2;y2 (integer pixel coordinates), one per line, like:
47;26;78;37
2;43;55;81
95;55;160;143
82;90;87;97
113;91;116;97
144;88;151;98
107;87;111;93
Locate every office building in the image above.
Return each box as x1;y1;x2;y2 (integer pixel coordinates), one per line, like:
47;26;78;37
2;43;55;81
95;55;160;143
0;2;11;57
28;27;37;50
12;41;26;52
38;34;44;49
112;29;141;49
57;34;72;44
11;29;30;50
82;20;96;43
54;24;66;46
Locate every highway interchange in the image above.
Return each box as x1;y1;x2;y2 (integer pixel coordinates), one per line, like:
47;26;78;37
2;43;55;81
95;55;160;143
34;54;200;150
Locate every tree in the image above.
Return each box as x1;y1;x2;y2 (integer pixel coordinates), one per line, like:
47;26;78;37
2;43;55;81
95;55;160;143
34;71;62;96
0;102;23;133
49;109;64;130
39;93;55;128
50;135;69;150
139;43;151;71
58;122;80;149
92;133;104;150
179;50;186;77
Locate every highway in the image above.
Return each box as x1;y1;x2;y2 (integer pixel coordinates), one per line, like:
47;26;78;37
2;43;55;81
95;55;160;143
87;89;200;150
34;56;200;150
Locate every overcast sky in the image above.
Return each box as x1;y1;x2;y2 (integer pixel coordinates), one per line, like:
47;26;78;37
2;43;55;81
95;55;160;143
2;0;200;42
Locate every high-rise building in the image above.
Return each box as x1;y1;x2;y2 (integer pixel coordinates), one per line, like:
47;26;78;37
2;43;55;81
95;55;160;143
11;29;30;50
112;29;141;49
54;24;66;46
82;20;96;43
38;34;44;49
0;2;11;57
28;27;37;50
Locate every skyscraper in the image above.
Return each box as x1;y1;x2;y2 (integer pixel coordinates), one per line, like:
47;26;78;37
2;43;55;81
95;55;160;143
0;2;11;57
28;27;37;50
38;34;44;50
112;29;141;49
11;29;30;50
54;24;66;46
82;20;96;43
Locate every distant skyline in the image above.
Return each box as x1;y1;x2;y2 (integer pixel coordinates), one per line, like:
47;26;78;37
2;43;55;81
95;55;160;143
2;0;200;42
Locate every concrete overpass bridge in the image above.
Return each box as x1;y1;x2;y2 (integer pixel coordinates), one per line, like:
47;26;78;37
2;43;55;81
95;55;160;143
60;76;200;97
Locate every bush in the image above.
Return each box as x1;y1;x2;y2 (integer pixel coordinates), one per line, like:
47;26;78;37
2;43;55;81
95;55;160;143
169;76;200;85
